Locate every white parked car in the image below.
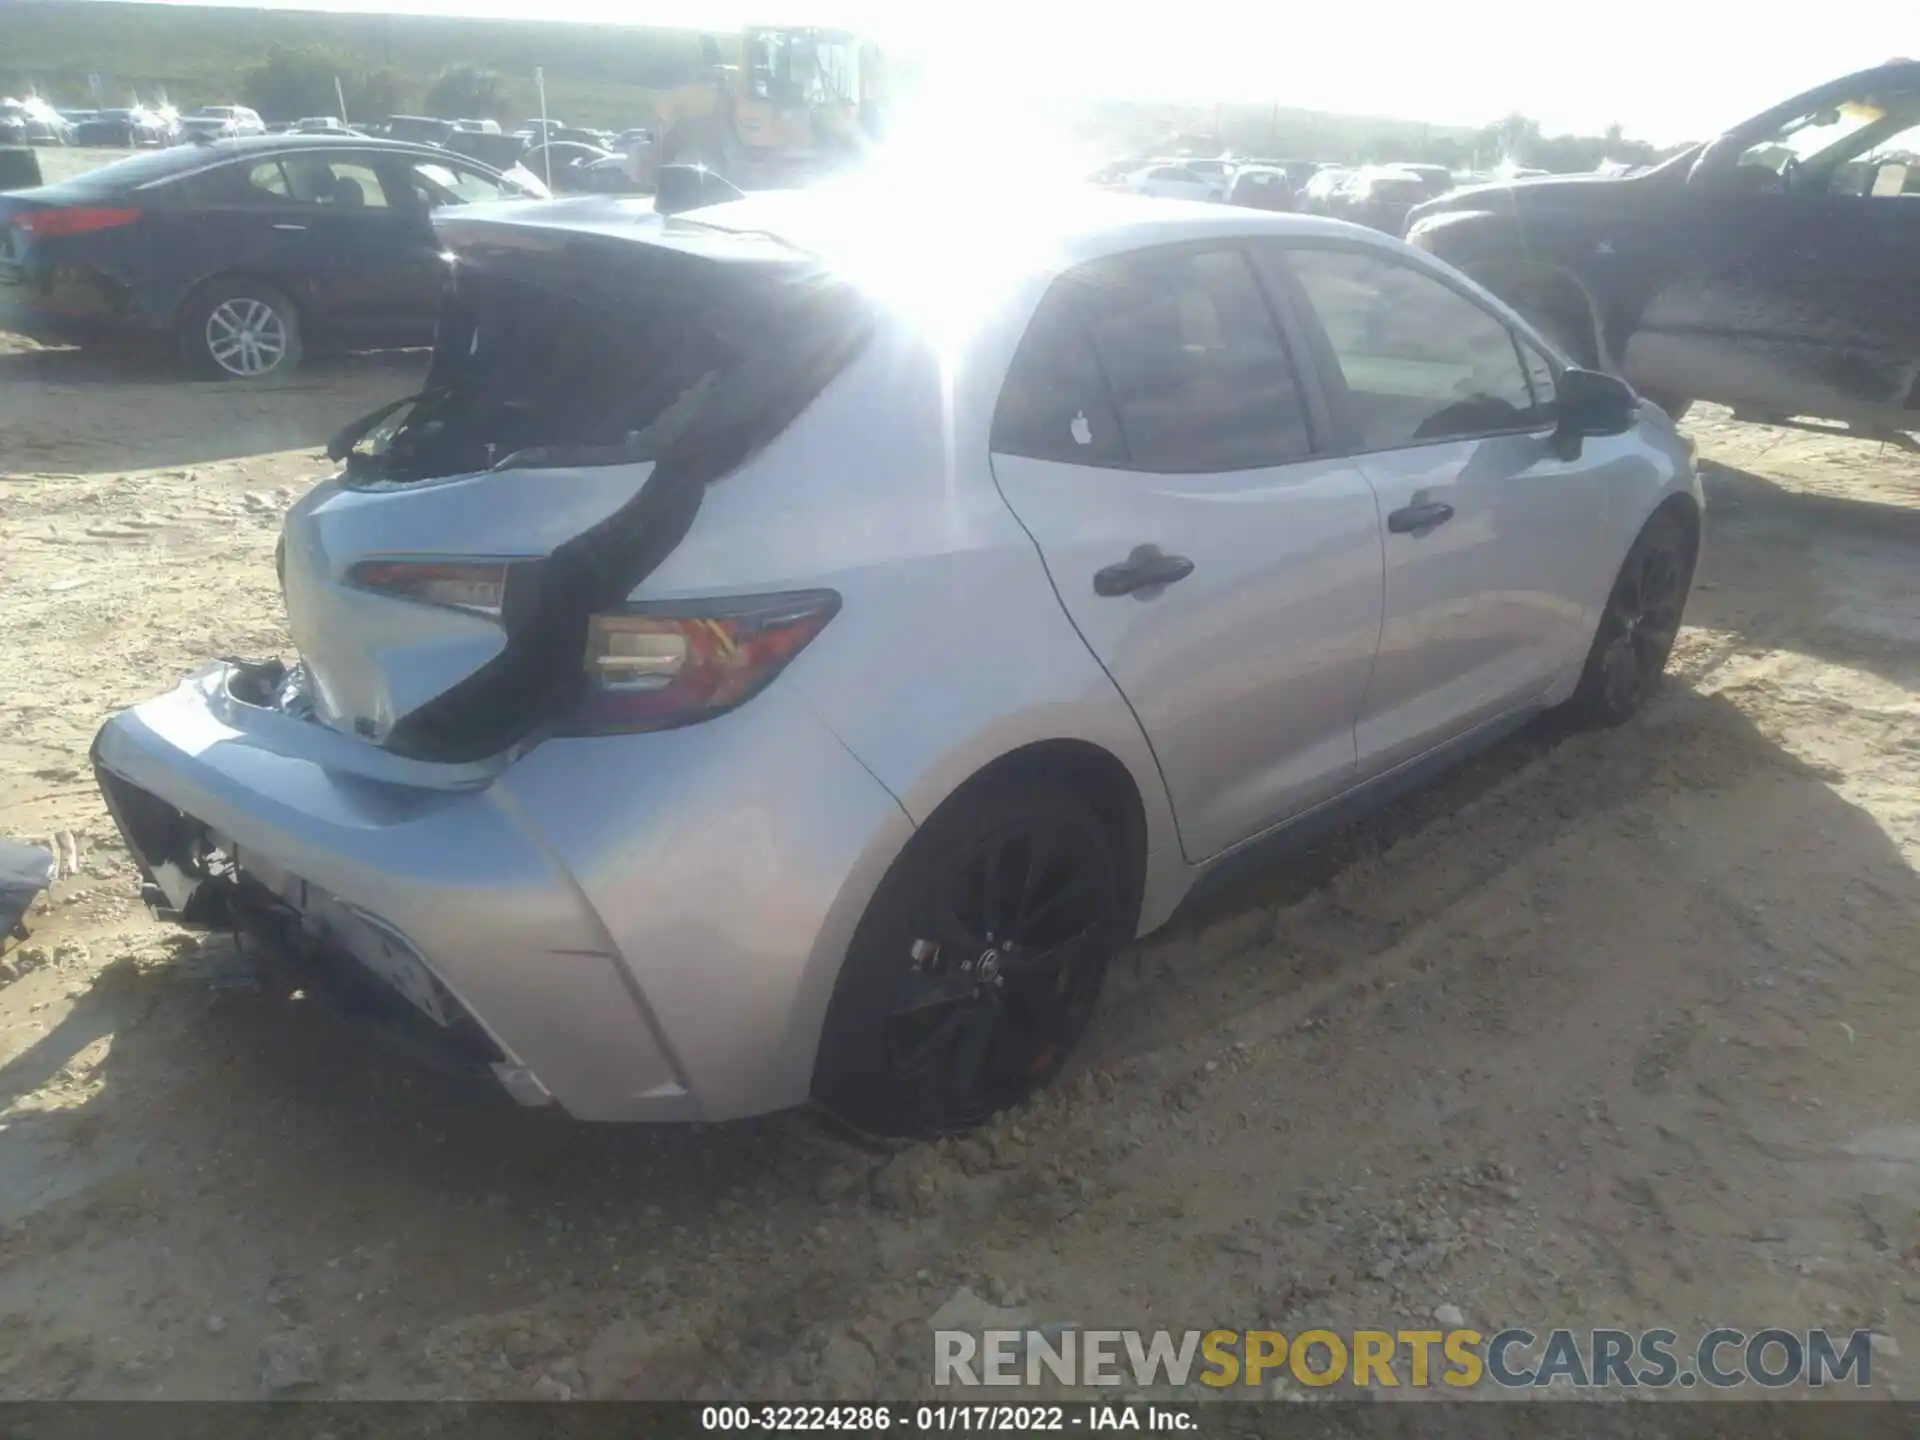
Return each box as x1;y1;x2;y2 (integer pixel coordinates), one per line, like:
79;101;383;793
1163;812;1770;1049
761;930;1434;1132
180;105;266;141
93;192;1701;1138
1118;162;1225;203
1182;157;1235;182
1299;165;1356;214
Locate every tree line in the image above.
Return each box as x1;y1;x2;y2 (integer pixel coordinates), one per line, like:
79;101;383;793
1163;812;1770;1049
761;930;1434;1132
1475;113;1680;172
1192;103;1687;174
242;42;1681;176
240;45;516;125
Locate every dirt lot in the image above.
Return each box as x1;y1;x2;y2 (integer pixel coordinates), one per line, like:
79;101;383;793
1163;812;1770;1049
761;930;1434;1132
3;307;1920;1401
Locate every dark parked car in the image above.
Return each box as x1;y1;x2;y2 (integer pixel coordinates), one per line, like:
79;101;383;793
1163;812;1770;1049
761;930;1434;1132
573;153;646;194
443;129;525;169
1259;159;1328;190
179;105;265;141
1340;167;1439;233
73;108;173;147
0;148;41;190
0;135;543;379
522;140;616;192
382;115;458;146
1227;165;1294;211
291;116;362;137
1407;59;1920;437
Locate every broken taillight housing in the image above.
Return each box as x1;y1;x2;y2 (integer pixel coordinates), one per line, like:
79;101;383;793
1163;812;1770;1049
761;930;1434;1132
345;558;517;619
564;590;840;735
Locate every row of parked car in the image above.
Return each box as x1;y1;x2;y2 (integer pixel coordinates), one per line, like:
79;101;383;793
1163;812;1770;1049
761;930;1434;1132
0;98;282;148
0;125;745;379
4;95;655;202
1107;58;1920;447
2;97;645;157
5;56;1915;449
1099;153;1554;234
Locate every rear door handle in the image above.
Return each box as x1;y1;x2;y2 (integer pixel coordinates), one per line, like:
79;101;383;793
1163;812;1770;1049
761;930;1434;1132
271;222;309;232
1094;544;1195;597
1387;500;1455;535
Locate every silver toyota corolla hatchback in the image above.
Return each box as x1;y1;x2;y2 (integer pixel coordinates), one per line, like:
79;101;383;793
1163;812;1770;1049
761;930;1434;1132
93;188;1703;1137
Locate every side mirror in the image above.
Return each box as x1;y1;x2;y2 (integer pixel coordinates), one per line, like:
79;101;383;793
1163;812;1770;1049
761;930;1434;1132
1551;366;1637;459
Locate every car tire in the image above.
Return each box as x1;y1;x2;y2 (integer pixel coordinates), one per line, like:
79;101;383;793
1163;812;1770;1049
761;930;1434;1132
1562;507;1696;728
813;775;1128;1139
178;278;304;381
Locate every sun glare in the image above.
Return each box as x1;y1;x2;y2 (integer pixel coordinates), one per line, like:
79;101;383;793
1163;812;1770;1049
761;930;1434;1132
784;83;1106;353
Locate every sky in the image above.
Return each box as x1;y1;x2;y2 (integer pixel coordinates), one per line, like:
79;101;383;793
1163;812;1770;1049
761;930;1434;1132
111;0;1914;142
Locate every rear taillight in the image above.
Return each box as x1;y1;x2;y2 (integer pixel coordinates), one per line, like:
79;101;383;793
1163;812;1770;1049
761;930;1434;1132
566;590;839;735
346;558;517;620
11;207;143;239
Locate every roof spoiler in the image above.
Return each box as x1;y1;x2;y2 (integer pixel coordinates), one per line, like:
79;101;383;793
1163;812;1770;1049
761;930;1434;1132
654;163;745;216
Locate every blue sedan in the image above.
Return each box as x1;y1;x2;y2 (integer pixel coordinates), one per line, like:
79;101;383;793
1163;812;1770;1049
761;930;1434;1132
0;134;546;379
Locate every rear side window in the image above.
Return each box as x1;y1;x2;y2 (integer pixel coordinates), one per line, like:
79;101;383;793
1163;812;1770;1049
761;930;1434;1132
993;246;1313;473
990;287;1128;466
1277;246;1538;450
406;161;513;208
351;256;872;484
280;155;390;208
245;161;292;200
1079;246;1313;471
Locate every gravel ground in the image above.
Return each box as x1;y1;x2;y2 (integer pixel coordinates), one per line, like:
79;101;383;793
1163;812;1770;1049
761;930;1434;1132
2;312;1919;1402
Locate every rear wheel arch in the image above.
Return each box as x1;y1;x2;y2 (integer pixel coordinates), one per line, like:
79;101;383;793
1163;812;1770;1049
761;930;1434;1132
172;268;314;338
944;738;1149;938
811;740;1147;1136
174;271;310;379
1649;490;1703;565
1598;490;1701;615
1563;497;1700;727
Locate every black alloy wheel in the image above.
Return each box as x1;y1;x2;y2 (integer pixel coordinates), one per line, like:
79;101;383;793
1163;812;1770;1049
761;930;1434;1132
815;778;1125;1138
1569;510;1694;726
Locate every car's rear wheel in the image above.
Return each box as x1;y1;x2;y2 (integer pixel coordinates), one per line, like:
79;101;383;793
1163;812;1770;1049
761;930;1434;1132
1564;508;1695;727
813;777;1127;1139
179;278;303;381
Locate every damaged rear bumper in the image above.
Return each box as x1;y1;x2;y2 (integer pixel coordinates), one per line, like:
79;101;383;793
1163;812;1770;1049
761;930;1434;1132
92;661;912;1123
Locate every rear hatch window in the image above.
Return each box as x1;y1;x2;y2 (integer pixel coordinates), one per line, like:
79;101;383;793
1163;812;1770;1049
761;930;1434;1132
307;210;876;763
342;213;870;487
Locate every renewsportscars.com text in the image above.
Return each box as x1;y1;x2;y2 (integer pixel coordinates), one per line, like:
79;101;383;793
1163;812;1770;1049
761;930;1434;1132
933;1327;1876;1390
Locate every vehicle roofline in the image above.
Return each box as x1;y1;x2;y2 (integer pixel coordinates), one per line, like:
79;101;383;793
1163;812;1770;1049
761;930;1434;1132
429;190;1397;260
123;135;514;191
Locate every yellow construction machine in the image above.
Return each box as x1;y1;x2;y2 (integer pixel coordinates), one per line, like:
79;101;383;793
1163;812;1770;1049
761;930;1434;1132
638;26;887;190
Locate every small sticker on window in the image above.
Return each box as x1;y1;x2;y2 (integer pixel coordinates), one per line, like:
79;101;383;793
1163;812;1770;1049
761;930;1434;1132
1070;410;1093;446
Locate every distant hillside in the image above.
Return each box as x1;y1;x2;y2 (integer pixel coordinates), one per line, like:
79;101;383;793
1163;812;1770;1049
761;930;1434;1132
1082;98;1483;166
2;0;712;127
